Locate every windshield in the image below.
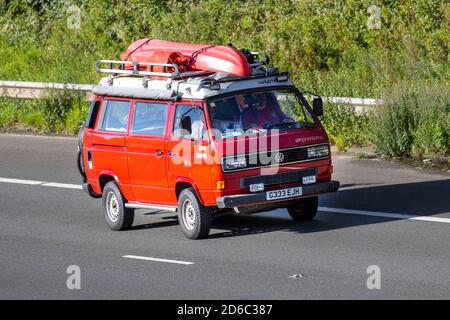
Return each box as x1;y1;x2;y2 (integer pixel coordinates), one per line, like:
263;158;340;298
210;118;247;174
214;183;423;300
207;89;316;139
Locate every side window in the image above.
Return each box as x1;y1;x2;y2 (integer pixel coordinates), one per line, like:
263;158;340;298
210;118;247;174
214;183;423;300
85;100;101;129
131;102;168;136
173;104;205;139
97;100;130;133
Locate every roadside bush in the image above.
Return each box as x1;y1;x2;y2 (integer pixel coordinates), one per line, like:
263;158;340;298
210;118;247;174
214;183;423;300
321;102;370;151
370;81;449;158
0;92;88;134
38;90;86;133
0;102;17;128
64;101;89;135
411;85;450;157
17;110;46;130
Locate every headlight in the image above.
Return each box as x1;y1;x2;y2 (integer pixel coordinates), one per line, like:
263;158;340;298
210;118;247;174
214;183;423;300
222;156;247;171
307;145;329;158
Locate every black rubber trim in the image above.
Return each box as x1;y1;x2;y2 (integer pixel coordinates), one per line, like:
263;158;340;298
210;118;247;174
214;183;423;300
240;168;316;188
216;180;339;209
82;183;102;199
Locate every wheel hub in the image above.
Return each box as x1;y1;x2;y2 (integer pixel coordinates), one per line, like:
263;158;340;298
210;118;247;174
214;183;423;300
106;192;120;222
182;199;196;230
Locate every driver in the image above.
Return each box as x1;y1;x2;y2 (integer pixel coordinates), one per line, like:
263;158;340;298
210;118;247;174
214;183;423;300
241;93;293;130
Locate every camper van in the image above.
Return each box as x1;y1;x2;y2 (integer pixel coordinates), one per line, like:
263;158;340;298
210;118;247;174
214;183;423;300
77;39;339;239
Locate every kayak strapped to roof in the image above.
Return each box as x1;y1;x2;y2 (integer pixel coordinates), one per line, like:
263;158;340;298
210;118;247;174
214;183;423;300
117;39;268;77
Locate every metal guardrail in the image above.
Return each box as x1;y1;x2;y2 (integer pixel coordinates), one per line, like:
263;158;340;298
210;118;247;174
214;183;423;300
0;80;383;108
0;81;94;100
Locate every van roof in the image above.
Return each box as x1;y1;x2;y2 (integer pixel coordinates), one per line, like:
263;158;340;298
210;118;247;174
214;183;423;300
94;71;294;101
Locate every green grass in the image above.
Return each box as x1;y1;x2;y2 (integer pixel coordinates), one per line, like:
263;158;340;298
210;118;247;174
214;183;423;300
0;92;89;135
321;102;370;151
370;80;449;158
0;0;448;158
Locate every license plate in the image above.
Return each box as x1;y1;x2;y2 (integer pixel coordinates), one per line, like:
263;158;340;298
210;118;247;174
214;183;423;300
266;187;302;201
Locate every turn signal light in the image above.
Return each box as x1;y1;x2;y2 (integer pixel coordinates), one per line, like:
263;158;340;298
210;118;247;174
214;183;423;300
216;180;225;190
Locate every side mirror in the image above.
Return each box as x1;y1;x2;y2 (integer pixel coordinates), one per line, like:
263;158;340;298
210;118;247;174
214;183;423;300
180;115;192;135
312;97;323;117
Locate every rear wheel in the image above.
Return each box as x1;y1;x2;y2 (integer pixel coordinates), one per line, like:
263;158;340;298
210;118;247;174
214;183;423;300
287;196;318;221
102;181;134;230
178;188;212;239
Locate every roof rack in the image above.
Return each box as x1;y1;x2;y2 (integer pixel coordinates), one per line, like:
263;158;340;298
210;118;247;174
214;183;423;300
248;51;270;67
95;60;181;78
95;60;218;80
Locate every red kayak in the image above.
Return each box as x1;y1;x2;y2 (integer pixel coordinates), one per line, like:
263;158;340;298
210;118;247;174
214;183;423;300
120;39;252;77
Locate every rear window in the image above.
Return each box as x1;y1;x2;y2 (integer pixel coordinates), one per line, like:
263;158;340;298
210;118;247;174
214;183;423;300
85;100;101;129
97;100;130;133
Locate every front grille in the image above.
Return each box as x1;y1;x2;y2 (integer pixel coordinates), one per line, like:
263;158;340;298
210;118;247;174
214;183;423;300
222;143;330;172
245;146;311;169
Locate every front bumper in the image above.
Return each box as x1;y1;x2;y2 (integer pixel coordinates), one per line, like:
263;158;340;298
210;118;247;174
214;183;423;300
216;180;339;209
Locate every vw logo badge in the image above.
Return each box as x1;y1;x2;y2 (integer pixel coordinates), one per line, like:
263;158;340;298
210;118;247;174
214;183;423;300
274;152;284;163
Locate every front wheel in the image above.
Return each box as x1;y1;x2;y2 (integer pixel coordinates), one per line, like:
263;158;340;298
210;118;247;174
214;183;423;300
102;181;134;230
287;196;318;221
178;188;212;239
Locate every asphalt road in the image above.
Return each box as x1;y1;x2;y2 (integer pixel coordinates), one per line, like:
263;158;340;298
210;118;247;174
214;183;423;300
0;134;449;299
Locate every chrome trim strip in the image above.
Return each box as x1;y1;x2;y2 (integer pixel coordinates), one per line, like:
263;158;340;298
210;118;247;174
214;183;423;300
125;202;177;212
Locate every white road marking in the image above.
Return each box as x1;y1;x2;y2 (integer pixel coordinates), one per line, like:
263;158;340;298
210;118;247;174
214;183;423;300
0;133;77;140
1;176;449;225
0;177;82;189
122;255;195;265
0;177;44;185
41;182;83;189
319;206;450;224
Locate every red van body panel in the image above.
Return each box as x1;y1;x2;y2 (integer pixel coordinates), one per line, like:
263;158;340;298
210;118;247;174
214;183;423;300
165;100;215;206
126;100;172;204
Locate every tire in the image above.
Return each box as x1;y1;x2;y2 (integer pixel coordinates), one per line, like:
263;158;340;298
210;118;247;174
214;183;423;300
287;196;318;221
178;188;212;239
77;150;86;182
102;181;134;231
76;127;87;182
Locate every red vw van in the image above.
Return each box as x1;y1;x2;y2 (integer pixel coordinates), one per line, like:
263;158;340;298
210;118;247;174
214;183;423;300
77;40;339;239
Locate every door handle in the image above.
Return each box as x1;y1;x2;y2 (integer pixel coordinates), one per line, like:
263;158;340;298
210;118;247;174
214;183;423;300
155;150;164;158
167;151;176;157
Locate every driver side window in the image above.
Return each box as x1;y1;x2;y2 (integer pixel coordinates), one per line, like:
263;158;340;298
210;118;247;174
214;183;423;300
173;104;205;140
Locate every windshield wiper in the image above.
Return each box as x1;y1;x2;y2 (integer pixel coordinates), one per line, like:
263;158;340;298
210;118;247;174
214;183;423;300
265;121;314;129
265;121;298;129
